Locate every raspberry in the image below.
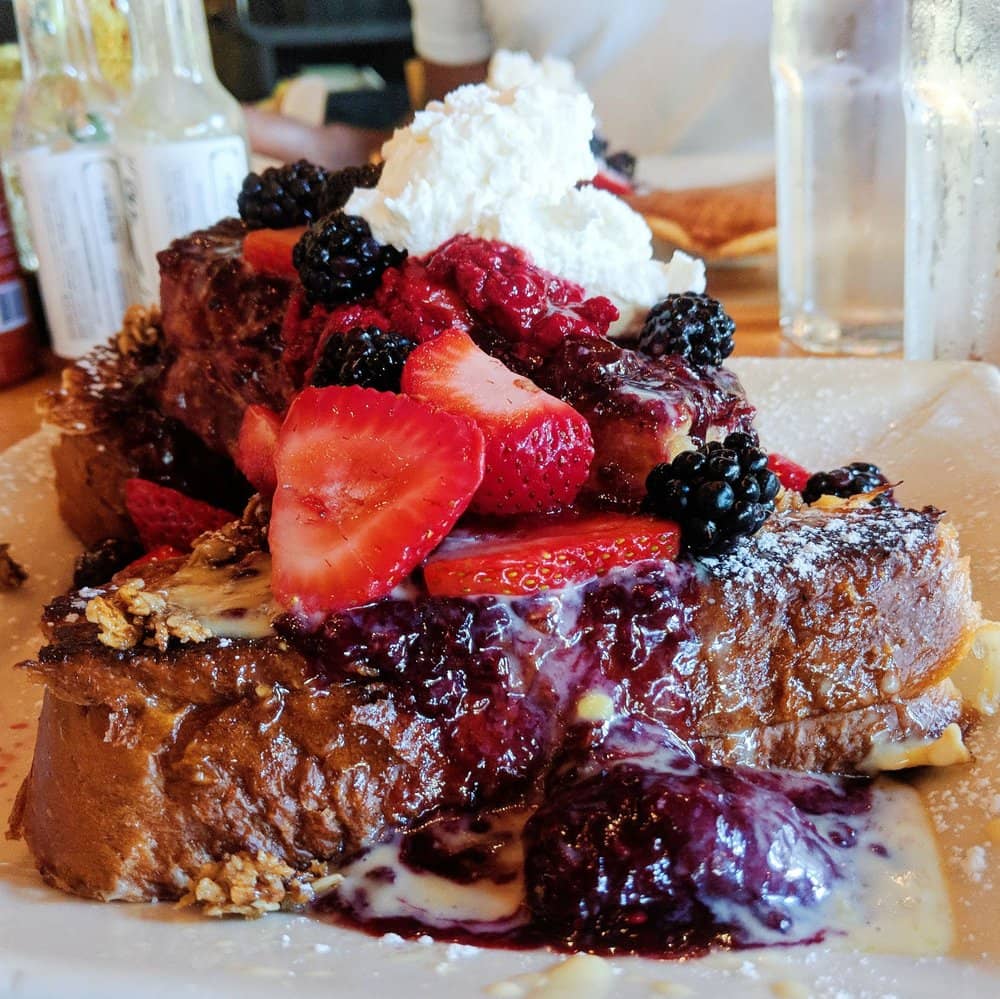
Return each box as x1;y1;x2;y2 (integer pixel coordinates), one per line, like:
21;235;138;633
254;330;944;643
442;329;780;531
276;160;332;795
292;212;406;307
425;236;617;353
237;160;329;229
644;431;779;554
280;288;332;385
375;258;475;342
639;294;736;368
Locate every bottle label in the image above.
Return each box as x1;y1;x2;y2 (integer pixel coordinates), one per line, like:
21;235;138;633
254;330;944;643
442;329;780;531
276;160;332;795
13;144;135;358
119;135;248;303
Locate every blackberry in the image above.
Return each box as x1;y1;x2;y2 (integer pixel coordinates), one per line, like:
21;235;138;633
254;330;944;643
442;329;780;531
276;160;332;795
638;293;736;368
604;150;636;180
237;159;329;229
292;211;406;306
801;461;892;506
317;162;383;216
644;431;779;554
311;325;416;392
73;537;143;588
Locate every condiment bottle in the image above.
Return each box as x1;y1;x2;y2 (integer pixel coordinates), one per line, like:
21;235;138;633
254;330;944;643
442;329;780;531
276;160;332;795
116;0;248;304
0;174;37;386
6;0;135;359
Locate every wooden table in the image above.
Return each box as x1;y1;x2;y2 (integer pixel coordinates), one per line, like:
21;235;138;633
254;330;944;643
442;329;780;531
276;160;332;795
0;265;786;454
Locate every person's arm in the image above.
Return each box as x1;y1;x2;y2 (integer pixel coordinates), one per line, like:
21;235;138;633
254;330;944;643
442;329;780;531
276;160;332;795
420;59;489;103
244;0;491;168
243;107;389;170
243;57;488;169
410;0;491;103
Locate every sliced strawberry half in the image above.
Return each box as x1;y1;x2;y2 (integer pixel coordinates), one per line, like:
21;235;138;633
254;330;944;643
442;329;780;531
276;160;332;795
242;226;306;278
591;171;634;197
120;544;186;576
270;385;485;620
401;329;594;516
236;404;282;496
124;479;234;551
424;513;681;598
767;453;812;493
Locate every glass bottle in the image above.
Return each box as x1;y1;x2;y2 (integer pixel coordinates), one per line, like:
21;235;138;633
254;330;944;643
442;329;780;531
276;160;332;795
6;0;135;359
116;0;248;304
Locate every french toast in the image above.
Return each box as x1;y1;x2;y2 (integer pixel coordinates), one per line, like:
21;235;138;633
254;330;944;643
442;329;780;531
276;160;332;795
10;493;982;904
43;325;252;546
9;55;996;953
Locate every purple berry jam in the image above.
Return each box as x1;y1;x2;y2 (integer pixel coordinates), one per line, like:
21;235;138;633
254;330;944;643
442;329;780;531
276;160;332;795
523;760;871;955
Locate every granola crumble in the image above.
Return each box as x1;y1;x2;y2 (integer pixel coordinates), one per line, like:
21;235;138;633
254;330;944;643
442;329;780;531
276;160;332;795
115;303;163;356
85;577;212;650
178;853;342;918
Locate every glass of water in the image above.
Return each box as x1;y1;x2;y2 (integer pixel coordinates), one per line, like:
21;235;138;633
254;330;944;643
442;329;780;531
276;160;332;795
902;0;1000;364
771;0;905;355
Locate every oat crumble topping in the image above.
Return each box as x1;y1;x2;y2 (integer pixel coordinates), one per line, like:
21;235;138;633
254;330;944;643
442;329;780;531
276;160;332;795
85;577;212;650
115;303;163;356
178;853;342;918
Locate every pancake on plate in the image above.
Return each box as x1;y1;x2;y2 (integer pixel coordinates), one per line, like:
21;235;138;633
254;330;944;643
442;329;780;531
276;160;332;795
626;178;776;260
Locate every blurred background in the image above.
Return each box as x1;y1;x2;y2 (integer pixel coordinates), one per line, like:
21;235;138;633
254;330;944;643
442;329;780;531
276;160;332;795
0;0;418;146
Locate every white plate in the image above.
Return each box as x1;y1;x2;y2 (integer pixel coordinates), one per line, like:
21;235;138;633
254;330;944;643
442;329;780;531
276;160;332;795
1;359;999;998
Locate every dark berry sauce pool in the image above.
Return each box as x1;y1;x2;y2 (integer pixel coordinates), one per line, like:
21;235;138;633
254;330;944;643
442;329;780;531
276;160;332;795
313;726;887;959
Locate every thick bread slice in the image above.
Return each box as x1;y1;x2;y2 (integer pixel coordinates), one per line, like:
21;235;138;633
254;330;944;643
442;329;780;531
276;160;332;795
701;680;968;773
625;178;777;258
156;219;295;456
9;500;982;905
687;505;978;735
10;670;450;903
43;341;252;546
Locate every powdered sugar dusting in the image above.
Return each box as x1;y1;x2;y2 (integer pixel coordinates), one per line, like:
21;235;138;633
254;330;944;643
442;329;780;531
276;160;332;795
698;504;936;593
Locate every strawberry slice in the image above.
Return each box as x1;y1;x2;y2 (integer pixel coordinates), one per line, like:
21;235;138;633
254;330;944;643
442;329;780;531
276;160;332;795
242;226;306;277
591;171;634;197
401;329;594;515
124;479;234;551
424;513;681;598
120;544;186;576
270;385;485;619
236;404;282;496
767;453;811;493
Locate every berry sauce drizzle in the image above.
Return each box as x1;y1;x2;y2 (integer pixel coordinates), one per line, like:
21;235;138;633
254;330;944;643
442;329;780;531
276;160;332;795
312;723;878;958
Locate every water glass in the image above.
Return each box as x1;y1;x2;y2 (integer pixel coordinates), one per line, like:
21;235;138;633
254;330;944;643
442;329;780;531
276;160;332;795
902;0;1000;364
771;0;905;355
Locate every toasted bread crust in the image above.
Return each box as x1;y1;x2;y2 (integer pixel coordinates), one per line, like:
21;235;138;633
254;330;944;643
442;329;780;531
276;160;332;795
43;343;252;546
10;680;450;902
702;680;968;772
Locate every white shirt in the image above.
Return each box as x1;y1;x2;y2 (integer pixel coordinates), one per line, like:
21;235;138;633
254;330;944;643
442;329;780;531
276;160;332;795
410;0;774;187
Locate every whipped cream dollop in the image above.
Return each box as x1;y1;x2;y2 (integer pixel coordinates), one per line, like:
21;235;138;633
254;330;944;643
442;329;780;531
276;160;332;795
346;51;705;314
